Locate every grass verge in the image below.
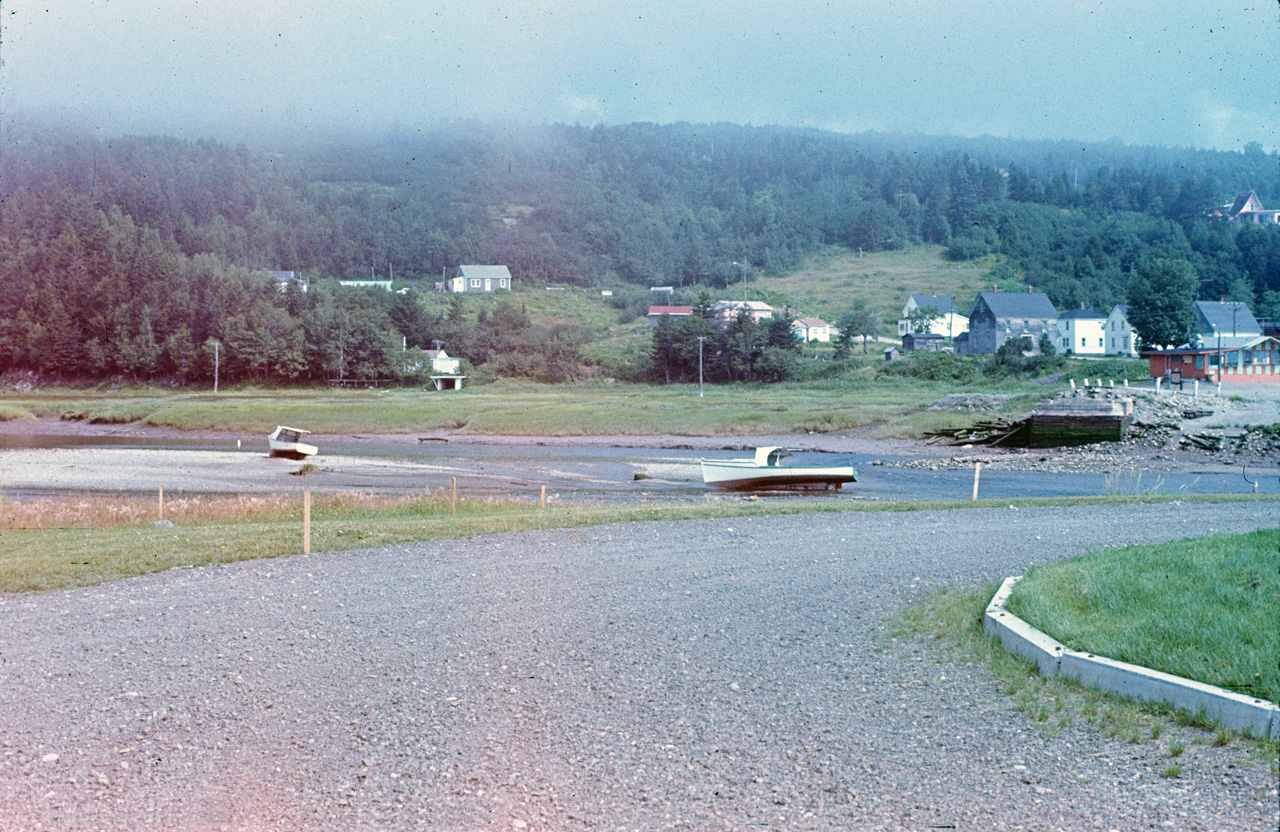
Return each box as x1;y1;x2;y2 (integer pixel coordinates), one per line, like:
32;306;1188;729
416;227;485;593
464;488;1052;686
1006;530;1280;703
892;552;1280;773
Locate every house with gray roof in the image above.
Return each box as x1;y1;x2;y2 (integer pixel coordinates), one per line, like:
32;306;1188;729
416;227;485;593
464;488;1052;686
964;291;1058;354
448;265;512;293
1191;300;1261;349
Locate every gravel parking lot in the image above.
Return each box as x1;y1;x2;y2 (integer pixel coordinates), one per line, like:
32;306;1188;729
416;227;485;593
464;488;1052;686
0;502;1276;830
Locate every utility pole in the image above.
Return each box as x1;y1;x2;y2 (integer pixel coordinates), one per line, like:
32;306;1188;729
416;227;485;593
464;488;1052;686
697;336;706;398
733;261;747;303
213;341;221;393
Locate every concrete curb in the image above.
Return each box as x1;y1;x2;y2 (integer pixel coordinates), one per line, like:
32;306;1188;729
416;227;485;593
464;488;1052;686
984;575;1279;738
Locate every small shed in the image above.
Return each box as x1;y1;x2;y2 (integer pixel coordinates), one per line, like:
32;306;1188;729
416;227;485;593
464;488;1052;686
902;332;946;352
884;347;899;362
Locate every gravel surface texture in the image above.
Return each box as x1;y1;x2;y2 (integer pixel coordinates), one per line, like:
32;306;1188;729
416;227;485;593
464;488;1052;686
1;503;1277;831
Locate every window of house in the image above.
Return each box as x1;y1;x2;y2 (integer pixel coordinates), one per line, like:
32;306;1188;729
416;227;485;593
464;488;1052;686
470;279;481;288
1098;338;1103;347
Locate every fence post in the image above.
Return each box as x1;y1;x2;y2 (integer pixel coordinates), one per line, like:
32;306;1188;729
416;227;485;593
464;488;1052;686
972;463;981;501
158;487;164;521
304;491;311;555
450;477;457;517
541;485;546;508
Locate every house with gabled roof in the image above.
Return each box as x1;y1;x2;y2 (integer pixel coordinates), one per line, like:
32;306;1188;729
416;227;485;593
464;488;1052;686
964;290;1058;354
1224;190;1280;225
1104;305;1138;356
449;265;512;293
791;318;832;343
1056;304;1107;355
711;300;773;325
897;294;968;339
1192;300;1261;346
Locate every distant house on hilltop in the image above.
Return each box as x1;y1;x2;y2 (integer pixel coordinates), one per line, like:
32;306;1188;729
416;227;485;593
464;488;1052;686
711;300;773;325
449;265;512;293
964;290;1058;354
1223;190;1280;225
647;306;693;327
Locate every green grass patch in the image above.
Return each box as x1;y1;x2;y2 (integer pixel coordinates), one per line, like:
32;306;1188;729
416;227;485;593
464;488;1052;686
1006;529;1280;702
893;560;1280;768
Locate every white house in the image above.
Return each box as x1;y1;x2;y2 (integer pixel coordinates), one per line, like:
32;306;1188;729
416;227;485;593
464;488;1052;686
898;294;968;339
339;279;392;292
269;270;310;293
1104;305;1138;356
792;318;831;343
711;300;773;325
449;265;512;293
1056;305;1107;355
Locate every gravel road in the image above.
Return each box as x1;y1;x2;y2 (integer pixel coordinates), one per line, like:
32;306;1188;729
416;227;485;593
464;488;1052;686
1;503;1276;830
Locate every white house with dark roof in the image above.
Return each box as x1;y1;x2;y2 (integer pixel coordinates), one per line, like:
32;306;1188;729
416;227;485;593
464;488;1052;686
898;294;968;339
1224;190;1280;225
1056;304;1107;355
449;265;512;293
647;305;693;327
1104;305;1138;356
964;291;1058;354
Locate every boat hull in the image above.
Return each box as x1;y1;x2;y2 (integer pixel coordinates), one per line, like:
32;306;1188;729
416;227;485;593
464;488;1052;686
701;461;856;491
269;443;318;460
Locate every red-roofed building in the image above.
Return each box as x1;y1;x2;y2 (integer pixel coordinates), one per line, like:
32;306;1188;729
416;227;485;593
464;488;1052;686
648;306;693;327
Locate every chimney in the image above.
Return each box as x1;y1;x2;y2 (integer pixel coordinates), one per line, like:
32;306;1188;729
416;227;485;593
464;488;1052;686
1080;302;1085;309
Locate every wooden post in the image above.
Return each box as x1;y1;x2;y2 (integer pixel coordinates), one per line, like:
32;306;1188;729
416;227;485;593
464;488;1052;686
303;491;311;555
972;463;981;501
541;485;546;508
158;487;164;520
450;477;456;517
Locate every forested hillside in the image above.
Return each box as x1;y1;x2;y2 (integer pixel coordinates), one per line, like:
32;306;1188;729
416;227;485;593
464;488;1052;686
1;116;1278;384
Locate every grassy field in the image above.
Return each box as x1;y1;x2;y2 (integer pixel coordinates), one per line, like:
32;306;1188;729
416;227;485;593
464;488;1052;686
766;244;1017;324
1006;530;1280;703
0;369;1061;437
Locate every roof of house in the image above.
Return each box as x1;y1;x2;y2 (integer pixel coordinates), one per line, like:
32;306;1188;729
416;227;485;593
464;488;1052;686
908;294;959;315
1148;334;1279;355
1195;301;1260;336
712;300;774;312
971;292;1058;320
1228;190;1262;218
793;318;829;327
1110;305;1129;317
1059;306;1104;320
648;306;693;316
457;265;512;280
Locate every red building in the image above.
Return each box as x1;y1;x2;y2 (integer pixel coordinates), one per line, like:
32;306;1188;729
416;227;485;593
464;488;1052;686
1144;335;1280;383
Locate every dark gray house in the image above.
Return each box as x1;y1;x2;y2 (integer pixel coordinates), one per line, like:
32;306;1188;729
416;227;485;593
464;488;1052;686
964;291;1059;354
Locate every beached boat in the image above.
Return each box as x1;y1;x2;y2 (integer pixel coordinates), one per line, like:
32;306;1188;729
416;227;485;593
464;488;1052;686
701;447;857;491
268;426;318;460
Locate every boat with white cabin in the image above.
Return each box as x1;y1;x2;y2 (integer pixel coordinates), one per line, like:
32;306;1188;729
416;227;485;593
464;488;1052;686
268;426;318;460
700;447;856;491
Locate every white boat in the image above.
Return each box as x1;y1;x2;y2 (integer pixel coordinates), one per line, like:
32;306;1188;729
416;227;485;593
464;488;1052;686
700;446;857;491
268;426;318;460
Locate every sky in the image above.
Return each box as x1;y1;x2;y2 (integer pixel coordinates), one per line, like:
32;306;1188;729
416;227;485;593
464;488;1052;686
2;0;1278;151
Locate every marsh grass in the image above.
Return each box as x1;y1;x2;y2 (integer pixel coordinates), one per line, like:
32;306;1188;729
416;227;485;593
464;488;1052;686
1006;530;1280;702
0;405;35;421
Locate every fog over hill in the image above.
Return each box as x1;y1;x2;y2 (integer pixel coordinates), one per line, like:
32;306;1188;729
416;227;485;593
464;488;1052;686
2;1;1278;152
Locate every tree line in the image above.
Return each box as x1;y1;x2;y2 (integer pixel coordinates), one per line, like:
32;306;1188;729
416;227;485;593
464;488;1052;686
1;115;1278;383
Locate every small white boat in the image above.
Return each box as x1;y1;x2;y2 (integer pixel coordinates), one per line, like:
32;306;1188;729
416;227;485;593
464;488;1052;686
268;426;318;460
701;446;857;491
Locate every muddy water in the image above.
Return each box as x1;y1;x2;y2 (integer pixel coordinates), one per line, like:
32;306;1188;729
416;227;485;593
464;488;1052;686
1;434;1275;503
